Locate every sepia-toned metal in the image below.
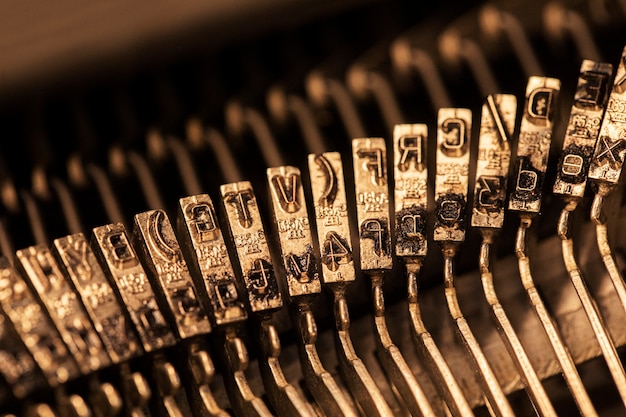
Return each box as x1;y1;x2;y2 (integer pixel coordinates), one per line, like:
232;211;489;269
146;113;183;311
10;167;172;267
53;233;142;364
0;303;46;400
92;223;195;417
266;165;357;417
134;209;230;417
178;194;270;417
222;181;316;417
177;194;247;327
266;166;321;299
394;124;474;417
133;209;212;339
550;57;626;408
508;75;600;416
394;124;428;259
352;137;393;272
436;108;515;417
15;245;111;374
0;257;79;388
92;223;176;352
308;152;355;285
554;60;612;198
308;151;394;417
589;46;626;185
220;181;283;313
471;94;516;229
472;95;559;417
585;50;626;321
558;206;626;408
353;137;436;417
434;108;472;242
508;76;561;213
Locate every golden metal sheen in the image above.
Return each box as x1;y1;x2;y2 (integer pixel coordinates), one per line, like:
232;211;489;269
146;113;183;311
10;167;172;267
586;49;626;329
552;58;626;408
394;123;474;417
178;194;270;417
133;209;228;417
177;194;248;328
436;108;514;417
472;94;558;417
0;257;78;388
308;151;394;417
54;233;143;364
267;166;358;417
510;75;599;416
221;181;316;417
394;124;428;259
15;245;111;374
266;166;322;300
433;108;472;243
554;60;612;198
471;94;515;229
589;46;626;184
92;223;176;353
133;209;212;339
509;76;561;214
352;137;436;417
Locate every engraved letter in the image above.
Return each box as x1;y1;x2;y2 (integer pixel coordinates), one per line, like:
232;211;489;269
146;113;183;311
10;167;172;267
576;71;609;110
190;203;218;241
356;148;386;186
224;190;254;229
528;88;554;124
441;118;466;156
270;173;301;213
398;135;424;172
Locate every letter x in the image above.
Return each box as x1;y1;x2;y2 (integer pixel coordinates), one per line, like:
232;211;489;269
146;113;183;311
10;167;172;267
596;136;626;168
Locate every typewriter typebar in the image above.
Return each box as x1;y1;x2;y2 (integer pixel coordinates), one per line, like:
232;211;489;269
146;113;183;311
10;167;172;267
5;1;626;416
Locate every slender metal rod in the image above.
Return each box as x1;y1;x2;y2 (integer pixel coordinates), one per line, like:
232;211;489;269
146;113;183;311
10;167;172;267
308;151;393;416
443;247;514;417
590;190;626;315
265;165;357;417
369;272;437;417
406;260;475;417
515;217;598;416
220;181;316;417
221;331;274;417
351;137;435;416
292;304;358;417
479;234;556;417
332;288;394;417
558;205;626;407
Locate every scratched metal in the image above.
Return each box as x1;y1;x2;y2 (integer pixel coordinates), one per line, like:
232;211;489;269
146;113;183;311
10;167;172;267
0;308;45;399
15;245;111;374
221;181;283;313
133;209;212;340
471;94;516;229
267;166;321;300
0;257;79;387
54;233;142;363
554;60;612;198
307;152;355;285
92;223;176;352
352;138;393;272
588;47;626;185
393;124;428;259
433;108;472;243
508;76;561;213
177;194;247;328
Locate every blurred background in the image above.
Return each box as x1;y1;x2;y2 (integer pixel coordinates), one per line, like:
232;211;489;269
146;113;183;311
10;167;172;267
2;0;626;414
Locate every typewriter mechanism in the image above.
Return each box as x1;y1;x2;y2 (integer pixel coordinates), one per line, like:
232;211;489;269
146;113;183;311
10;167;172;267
2;0;626;415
